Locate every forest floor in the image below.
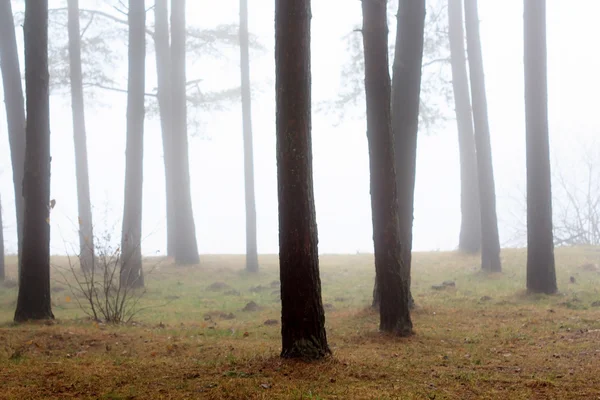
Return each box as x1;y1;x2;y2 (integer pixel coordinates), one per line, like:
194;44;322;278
1;247;600;399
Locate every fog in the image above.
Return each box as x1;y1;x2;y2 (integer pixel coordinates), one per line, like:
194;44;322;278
1;0;599;256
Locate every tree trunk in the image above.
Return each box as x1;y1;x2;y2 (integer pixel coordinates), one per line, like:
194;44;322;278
275;0;330;359
239;0;259;273
14;0;54;322
524;0;557;294
0;0;26;264
120;0;146;288
448;0;481;254
464;0;501;272
0;196;4;281
67;0;94;272
153;0;176;258
170;0;200;265
362;0;412;336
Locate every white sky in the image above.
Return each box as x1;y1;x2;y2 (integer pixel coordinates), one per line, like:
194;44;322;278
1;0;599;256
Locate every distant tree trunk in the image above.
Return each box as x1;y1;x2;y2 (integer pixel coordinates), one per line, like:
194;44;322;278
464;0;501;272
120;0;146;288
239;0;259;273
0;0;26;263
14;0;54;322
524;0;557;294
153;0;176;258
170;0;200;265
362;0;412;336
0;196;4;281
275;0;330;359
67;0;94;271
448;0;481;254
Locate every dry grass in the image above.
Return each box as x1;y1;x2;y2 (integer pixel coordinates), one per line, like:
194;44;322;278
2;247;600;399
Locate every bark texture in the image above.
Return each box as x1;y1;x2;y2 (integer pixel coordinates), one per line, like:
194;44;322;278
14;0;55;322
171;0;200;265
0;0;26;262
67;0;94;271
362;0;412;336
448;0;481;254
239;0;259;273
275;0;330;359
120;0;146;288
524;0;557;294
464;0;501;272
153;0;176;258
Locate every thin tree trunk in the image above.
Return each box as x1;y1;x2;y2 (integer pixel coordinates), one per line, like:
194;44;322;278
120;0;146;288
239;0;259;273
170;0;200;265
275;0;330;359
67;0;94;271
391;0;425;309
0;196;4;281
448;0;480;254
153;0;176;258
14;0;54;322
464;0;501;272
362;0;412;336
0;0;26;264
524;0;556;294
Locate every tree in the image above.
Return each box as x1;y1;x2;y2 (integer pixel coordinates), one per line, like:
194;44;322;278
362;0;412;336
275;0;330;359
524;0;557;294
153;0;175;257
464;0;501;272
120;0;146;288
0;196;4;281
0;0;26;262
239;0;259;273
67;0;94;271
14;0;54;322
169;0;200;265
448;0;480;254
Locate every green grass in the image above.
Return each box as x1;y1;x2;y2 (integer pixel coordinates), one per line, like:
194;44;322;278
1;247;600;399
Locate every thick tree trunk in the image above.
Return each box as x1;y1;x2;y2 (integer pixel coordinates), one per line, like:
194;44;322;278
391;0;425;309
362;0;412;336
239;0;259;273
524;0;557;294
170;0;200;265
0;196;4;281
153;0;176;258
275;0;330;359
120;0;146;288
448;0;481;254
0;0;26;263
14;0;54;322
464;0;501;272
67;0;94;271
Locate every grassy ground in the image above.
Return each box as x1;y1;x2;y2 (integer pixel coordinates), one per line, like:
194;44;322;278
1;247;600;399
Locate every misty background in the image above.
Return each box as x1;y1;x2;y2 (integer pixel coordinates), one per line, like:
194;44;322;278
0;0;598;256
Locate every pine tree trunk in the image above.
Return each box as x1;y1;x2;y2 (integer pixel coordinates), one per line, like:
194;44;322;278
171;0;200;265
524;0;557;294
67;0;94;271
239;0;259;273
390;0;425;309
464;0;501;272
0;0;26;264
120;0;146;288
448;0;481;254
153;0;176;258
362;0;412;336
275;0;330;359
0;196;4;282
14;0;54;322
